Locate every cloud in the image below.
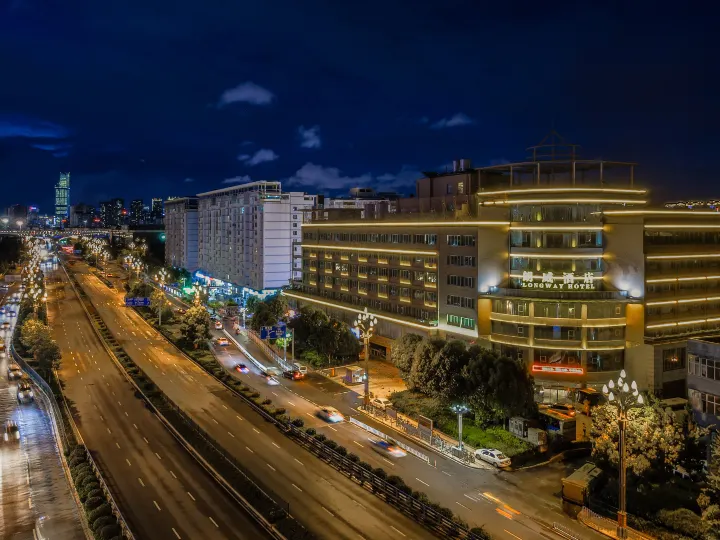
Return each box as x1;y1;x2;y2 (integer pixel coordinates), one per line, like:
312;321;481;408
298;125;321;149
184;178;195;183
287;163;421;192
237;148;278;166
222;175;252;184
430;113;474;129
0;115;70;139
218;82;274;106
52;151;69;158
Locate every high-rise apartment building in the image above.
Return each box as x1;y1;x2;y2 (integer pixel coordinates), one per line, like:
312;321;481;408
151;198;164;223
130;199;144;226
100;198;124;228
195;181;316;297
69;203;96;227
55;172;71;224
287;136;720;400
164;197;199;272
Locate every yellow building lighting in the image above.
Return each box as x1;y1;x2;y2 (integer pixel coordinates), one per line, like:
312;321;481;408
604;210;720;215
282;291;434;330
489;336;624;350
483;199;646;206
646;322;678;329
510;253;604;259
645;224;720;229
509;273;603;281
646;296;720;306
646;317;720;329
302;244;437;256
304;221;508;228
478;187;647;196
508;225;604;231
646;253;720;260
646;275;720;283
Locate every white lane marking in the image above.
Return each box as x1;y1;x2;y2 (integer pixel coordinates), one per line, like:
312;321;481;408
228;431;235;438
442;471;452;476
252;428;260;434
287;401;296;406
267;463;276;472
116;442;121;449
382;457;395;466
504;530;522;540
321;506;334;517
456;501;470;510
390;526;406;537
416;477;430;487
272;442;280;449
353;441;364;448
212;418;219;424
236;415;243;421
143;437;149;443
170;470;177;479
138;478;145;487
272;392;279;397
209;517;219;528
172;528;181;539
125;412;128;417
294;458;304;466
133;424;138;430
464;494;480;502
106;428;111;434
292;483;303;492
126;459;132;466
155;452;162;460
153;500;161;511
245;446;254;453
187;492;195;501
306;413;314;418
328;426;338;432
222;404;228;410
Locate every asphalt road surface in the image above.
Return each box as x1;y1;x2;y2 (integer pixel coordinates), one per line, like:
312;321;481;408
71;261;436;540
48;268;268;540
0;280;86;540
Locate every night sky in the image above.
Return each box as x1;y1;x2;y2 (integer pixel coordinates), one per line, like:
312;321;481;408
0;1;716;212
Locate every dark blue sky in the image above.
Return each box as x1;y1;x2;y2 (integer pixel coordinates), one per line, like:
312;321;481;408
0;1;717;212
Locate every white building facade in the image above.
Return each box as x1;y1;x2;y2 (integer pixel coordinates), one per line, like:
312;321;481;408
196;181;315;296
164;197;199;272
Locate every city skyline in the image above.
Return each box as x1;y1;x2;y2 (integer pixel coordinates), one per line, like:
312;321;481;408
1;3;717;212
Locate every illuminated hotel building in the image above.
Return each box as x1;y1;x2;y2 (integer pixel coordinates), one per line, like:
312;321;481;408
287;136;720;399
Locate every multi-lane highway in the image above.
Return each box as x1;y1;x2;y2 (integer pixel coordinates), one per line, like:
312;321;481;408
47;268;268;540
0;281;86;540
71;260;435;540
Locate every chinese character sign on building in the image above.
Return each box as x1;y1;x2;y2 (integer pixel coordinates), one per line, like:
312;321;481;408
520;272;597;290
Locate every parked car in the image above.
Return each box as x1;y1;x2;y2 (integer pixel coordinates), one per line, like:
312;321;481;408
4;421;20;442
1;321;10;330
216;337;229;346
6;310;16;317
371;397;392;410
282;370;304;381
7;362;22;379
292;363;308;376
236;363;249;374
316;406;345;423
17;382;34;403
475;448;511;468
214;321;223;330
548;403;576;417
369;437;407;458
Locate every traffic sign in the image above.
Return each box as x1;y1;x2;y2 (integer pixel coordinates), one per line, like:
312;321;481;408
260;323;287;339
124;297;150;307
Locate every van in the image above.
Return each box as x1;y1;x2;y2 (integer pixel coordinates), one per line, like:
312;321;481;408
293;363;308;375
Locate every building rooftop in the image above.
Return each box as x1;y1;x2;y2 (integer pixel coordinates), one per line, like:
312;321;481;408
197;180;281;197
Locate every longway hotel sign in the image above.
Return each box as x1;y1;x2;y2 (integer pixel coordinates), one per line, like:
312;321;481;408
521;271;597;290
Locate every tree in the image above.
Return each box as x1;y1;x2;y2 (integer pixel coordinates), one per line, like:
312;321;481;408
391;333;423;379
245;295;260;315
590;396;685;476
407;338;444;393
20;318;61;373
150;290;166;314
423;340;469;401
179;306;211;348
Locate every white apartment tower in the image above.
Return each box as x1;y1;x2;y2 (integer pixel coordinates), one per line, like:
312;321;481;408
196;181;316;295
164;197;199;272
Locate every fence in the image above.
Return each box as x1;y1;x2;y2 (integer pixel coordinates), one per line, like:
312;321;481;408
363;405;479;466
349;417;430;463
245;328;293;371
579;507;654;540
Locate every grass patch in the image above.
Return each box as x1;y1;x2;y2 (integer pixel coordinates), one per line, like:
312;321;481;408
390;390;533;457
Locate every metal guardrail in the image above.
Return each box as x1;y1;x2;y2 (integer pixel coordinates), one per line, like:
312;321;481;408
65;264;289;539
579;507;654;540
348;417;430;463
245;328;293;371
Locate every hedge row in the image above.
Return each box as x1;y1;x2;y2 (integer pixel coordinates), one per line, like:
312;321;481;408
66;444;123;540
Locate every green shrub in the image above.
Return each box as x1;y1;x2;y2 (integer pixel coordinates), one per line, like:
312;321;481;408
291;418;304;428
470;527;492;539
69;455;87;468
274;407;286;416
323;439;338;450
251;392;260;398
88;504;112;522
79;483;100;501
387;475;407;488
72;464;92;479
305;427;316;436
84;496;105;511
358;461;372;471
314;433;326;442
262;398;272;405
73;471;92;487
347;453;360;463
373;468;388;480
92;515;116;533
86;489;104;501
100;524;121;539
412;491;430;504
656;508;704;538
336;445;347;456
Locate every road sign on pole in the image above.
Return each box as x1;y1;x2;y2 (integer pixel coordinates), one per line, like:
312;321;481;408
124;297;150;307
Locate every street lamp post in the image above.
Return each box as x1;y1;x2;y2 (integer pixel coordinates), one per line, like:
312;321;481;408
602;369;644;539
450;404;470;450
354;307;377;409
191;283;207;307
155;268;169;326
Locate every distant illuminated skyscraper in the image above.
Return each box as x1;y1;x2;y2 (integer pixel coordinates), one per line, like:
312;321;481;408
151;198;163;223
130;199;144;225
55;172;71;224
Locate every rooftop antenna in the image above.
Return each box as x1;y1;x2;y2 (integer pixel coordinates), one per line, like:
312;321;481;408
526;130;581;162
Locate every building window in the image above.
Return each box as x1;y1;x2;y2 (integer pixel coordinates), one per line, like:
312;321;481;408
663;348;686;372
458;182;464;195
447;314;475;330
446;184;453;194
447;275;475;288
447;234;476;247
690;389;720;417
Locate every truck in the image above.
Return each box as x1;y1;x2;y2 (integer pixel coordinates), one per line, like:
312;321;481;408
562;462;602;513
509;416;548;449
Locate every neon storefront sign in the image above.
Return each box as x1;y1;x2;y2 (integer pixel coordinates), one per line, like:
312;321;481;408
532;364;584;375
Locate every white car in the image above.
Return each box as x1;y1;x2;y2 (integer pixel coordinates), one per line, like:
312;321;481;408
292;363;308;376
475;448;511;468
214;321;223;330
371;397;392;410
4;421;20;442
17;382;34;403
216;337;229;346
7;362;22;380
316;406;344;423
369;437;407;458
266;376;280;386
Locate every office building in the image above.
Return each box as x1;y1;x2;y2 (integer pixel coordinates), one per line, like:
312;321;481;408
130;199;144;226
320;188;399;217
151;198;164;224
100;198;124;228
164;197;199;272
288;134;720;400
687;339;720;427
6;204;28;223
54;172;71;224
196;181;316;298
